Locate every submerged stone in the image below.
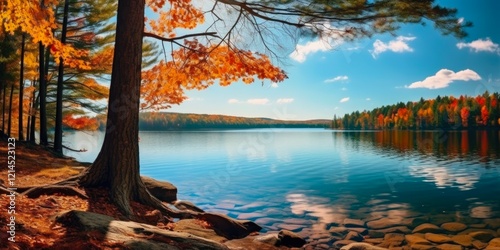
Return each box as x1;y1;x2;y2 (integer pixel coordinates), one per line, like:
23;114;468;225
340;242;388;250
405;234;432;246
412;223;443;234
380;233;405;247
344;218;366;228
441;222;467;232
278;229;307;247
378;226;411;234
344;231;363;242
435;243;463;250
367;218;407;229
451;234;473;247
424;233;451;244
468;230;496;242
488;238;500;248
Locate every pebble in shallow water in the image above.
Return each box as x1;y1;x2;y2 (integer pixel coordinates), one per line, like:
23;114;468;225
299;214;500;250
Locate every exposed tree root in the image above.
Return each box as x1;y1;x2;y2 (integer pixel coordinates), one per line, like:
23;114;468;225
22;185;89;199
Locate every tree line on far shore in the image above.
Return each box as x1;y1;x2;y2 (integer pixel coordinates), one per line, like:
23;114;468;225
137;112;330;130
332;91;500;130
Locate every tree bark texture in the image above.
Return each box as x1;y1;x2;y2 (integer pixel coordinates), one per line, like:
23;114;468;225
79;0;149;217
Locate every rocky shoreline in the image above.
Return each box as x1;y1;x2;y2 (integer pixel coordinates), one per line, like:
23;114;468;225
130;177;500;249
299;215;500;249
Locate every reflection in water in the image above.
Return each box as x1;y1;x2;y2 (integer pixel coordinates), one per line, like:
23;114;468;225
408;165;480;191
335;130;500;164
63;129;500;244
286;193;350;231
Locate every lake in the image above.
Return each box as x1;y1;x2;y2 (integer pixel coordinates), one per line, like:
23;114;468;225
63;129;500;245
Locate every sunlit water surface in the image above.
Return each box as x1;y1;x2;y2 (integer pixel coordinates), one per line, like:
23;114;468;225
64;129;500;235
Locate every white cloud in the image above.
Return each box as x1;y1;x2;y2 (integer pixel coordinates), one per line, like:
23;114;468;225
228;98;240;104
247;98;269;105
366;98;371;101
406;69;481;89
289;24;348;63
340;97;350;103
276;98;294;104
456;38;500;54
370;36;416;58
341;87;347;91
324;75;348;83
290;38;334;63
271;83;279;88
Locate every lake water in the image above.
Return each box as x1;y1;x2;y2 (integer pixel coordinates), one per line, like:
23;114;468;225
63;129;500;240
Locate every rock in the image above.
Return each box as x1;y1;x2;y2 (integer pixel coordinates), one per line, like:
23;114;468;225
485;219;500;229
141;176;177;202
278;229;306;247
367;218;407;230
451;234;473;247
435;243;463;250
55;210;228;250
340;242;388;250
405;234;432;246
380;233;405;248
344;218;366;228
173;200;205;213
378;226;411;234
488;238;500;247
315;243;331;249
348;227;368;235
412;223;444;234
458;228;497;236
173;219;226;242
424;233;452;243
224;236;282;250
330;227;349;237
254;233;280;246
469;230;496;242
367;230;385;238
198;212;262;239
363;238;384;245
333;240;356;249
472;240;488;249
441;222;467;232
344;231;364;242
410;244;435;250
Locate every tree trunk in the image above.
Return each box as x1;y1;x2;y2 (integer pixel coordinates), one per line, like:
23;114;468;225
29;89;39;143
2;83;6;133
79;0;150;217
39;42;48;145
54;0;70;153
18;34;26;141
7;83;14;137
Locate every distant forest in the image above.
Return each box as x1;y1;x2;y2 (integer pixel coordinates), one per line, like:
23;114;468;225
332;91;500;130
137;112;330;130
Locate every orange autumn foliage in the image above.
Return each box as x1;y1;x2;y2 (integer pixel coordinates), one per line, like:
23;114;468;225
1;0;90;69
146;0;205;38
141;40;287;110
63;115;99;130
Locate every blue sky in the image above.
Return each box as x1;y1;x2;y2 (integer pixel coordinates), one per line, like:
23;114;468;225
164;0;500;120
